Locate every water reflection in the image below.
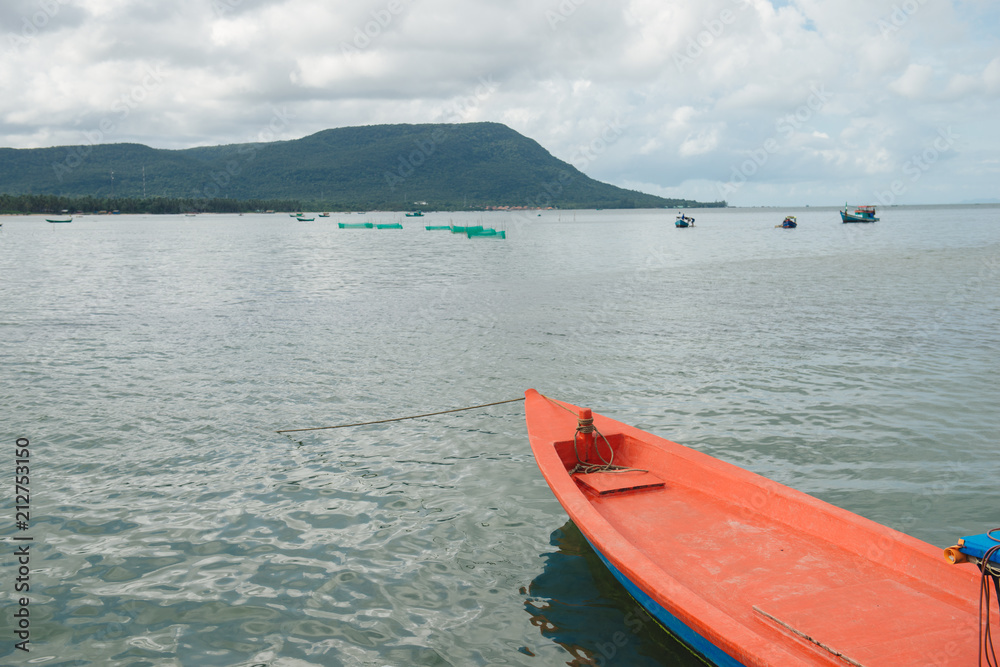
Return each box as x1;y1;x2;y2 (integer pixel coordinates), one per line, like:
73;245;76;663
525;521;709;666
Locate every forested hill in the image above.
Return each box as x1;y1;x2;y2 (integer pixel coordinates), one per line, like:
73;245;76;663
0;122;723;210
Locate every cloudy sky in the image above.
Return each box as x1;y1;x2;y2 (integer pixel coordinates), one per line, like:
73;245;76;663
2;0;998;206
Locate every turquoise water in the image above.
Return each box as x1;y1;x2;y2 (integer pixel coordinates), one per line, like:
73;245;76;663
1;206;998;665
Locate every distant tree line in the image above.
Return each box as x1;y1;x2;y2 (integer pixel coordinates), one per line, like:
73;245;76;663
0;193;308;215
0;192;727;215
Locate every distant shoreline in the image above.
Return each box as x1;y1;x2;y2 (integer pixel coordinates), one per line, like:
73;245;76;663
4;202;997;216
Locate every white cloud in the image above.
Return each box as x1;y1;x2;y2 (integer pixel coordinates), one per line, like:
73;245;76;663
890;64;934;99
0;0;997;204
984;57;1000;95
679;127;722;157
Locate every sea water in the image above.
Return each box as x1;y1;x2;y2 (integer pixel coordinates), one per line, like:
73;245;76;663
1;206;997;665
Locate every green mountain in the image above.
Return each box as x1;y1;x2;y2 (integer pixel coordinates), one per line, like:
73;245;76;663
0;122;722;210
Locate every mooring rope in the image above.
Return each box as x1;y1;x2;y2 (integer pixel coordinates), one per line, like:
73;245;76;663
980;527;1000;667
276;397;525;434
538;393;647;476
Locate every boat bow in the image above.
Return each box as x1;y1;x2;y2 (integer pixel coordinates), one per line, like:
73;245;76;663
525;389;989;666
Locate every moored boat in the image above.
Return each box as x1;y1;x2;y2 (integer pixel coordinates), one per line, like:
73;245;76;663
46;218;73;223
296;216;315;221
405;210;424;217
676;213;695;228
524;389;996;666
840;204;878;223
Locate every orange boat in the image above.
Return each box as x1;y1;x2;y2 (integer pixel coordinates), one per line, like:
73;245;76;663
524;389;997;666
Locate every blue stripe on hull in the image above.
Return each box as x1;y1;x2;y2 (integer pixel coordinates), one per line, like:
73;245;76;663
585;537;747;667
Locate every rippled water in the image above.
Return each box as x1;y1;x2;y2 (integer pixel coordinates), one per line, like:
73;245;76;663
1;206;998;666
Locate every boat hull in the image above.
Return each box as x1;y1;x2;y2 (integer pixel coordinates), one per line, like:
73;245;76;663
840;211;878;223
524;389;988;666
589;538;745;666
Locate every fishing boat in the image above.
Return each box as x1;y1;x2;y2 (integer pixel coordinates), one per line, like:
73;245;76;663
778;216;797;228
405;210;424;217
524;389;997;666
296;216;315;222
319;212;331;217
676;213;695;228
46;218;73;223
840;204;878;223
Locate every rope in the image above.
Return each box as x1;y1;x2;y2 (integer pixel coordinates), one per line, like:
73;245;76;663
570;427;625;475
276;397;525;434
538;393;647;476
981;527;1000;667
540;393;580;417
